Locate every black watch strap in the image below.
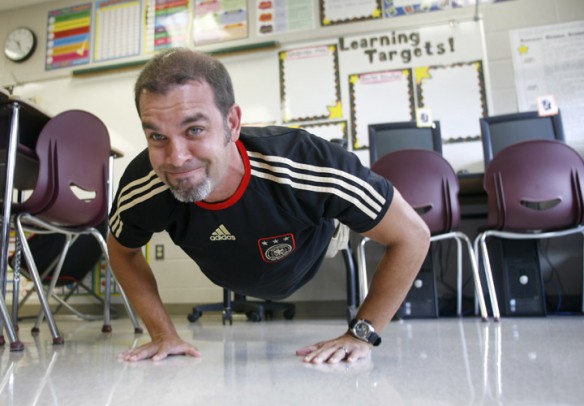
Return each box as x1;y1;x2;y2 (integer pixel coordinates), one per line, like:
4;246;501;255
368;331;382;346
349;318;382;346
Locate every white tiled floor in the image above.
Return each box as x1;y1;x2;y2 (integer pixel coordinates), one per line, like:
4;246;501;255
1;314;583;405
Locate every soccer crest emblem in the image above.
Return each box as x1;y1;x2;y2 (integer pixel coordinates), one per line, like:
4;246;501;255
258;233;296;263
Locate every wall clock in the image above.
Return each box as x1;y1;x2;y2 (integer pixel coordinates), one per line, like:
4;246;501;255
4;27;37;63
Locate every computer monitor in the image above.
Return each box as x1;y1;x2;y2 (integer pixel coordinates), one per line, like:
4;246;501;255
480;111;565;166
368;121;442;165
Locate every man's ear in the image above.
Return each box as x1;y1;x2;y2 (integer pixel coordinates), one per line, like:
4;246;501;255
227;103;242;142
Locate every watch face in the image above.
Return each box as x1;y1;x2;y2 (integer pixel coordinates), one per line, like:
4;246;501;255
4;28;36;62
354;321;371;338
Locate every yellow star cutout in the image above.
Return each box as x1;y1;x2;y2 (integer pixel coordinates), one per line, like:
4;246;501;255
327;101;343;119
415;66;431;85
372;8;381;18
518;44;529;55
350;74;360;85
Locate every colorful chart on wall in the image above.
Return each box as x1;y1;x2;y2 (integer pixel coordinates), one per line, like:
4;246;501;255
383;0;450;17
45;3;92;71
298;121;349;144
349;69;415;149
451;0;512;6
93;0;142;62
320;0;382;26
279;44;342;123
143;0;191;53
415;60;487;142
256;0;314;36
193;0;248;45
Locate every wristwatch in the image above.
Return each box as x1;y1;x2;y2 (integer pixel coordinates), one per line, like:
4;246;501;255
348;318;382;346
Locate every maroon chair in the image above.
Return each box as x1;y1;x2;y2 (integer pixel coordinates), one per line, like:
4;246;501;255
474;139;584;320
11;110;142;344
357;149;489;319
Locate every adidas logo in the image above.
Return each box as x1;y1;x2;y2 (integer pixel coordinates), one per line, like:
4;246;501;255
210;225;236;241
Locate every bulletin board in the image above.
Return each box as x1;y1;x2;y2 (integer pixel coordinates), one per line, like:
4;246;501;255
279;44;342;123
416;60;488;142
349;69;415;149
336;20;488;151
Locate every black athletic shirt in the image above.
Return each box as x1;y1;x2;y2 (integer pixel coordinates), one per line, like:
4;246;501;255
109;126;393;300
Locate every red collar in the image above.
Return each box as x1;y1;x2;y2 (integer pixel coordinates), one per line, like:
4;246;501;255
194;140;250;211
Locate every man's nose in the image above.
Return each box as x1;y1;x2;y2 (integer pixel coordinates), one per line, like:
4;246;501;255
166;138;189;166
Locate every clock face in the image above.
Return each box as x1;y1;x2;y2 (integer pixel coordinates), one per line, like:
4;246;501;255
4;28;36;62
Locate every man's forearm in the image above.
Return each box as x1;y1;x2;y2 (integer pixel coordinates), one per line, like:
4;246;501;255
107;237;178;340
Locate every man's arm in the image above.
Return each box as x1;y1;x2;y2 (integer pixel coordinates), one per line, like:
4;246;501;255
297;188;430;364
107;235;201;361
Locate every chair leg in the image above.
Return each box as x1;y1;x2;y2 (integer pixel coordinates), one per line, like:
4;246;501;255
476;233;501;321
15;217;64;345
581;232;584;314
33;235;73;334
455;237;463;316
0;298;23;351
342;246;358;322
356;237;371;305
92;228;142;334
0;236;23;351
11;236;22;328
456;232;489;321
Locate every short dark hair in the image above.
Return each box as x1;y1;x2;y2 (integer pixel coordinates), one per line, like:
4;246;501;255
134;48;235;117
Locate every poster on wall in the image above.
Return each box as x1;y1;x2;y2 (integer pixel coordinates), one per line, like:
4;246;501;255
320;0;382;26
279;44;342;123
415;60;487;142
193;0;248;45
510;20;584;148
93;0;142;62
349;69;415;149
256;0;314;36
46;3;92;71
452;0;512;6
143;0;191;53
383;0;450;17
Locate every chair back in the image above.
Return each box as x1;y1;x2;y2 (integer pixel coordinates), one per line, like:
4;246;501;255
15;110;111;227
371;149;460;235
484;139;584;232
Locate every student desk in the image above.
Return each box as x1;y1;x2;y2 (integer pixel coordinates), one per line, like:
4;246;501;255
0;96;51;348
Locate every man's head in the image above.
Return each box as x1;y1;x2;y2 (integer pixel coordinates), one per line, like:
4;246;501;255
134;48;235;119
136;48;243;204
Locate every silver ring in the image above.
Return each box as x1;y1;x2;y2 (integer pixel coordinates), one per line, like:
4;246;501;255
342;346;348;355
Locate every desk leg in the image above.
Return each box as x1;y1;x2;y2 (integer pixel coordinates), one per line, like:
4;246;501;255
0;103;24;350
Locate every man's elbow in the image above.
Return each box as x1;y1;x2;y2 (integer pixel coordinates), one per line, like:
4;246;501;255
411;218;431;259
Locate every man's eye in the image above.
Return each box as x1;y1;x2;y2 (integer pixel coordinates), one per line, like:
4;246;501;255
149;133;166;141
188;127;203;136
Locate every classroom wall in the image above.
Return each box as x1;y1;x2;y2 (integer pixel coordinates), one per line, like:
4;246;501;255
2;0;583;307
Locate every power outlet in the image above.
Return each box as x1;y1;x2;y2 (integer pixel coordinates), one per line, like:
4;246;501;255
155;244;164;260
